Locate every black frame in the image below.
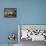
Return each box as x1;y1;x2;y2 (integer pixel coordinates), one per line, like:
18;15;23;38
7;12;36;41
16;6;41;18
4;8;17;18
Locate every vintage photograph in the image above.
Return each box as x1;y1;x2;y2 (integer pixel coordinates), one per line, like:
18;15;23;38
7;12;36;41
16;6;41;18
4;8;17;18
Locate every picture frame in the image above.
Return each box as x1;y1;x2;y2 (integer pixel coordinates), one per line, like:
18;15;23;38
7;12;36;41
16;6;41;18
18;24;46;41
4;8;17;18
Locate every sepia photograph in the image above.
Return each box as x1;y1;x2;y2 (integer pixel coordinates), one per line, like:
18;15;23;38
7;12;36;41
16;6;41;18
4;8;17;18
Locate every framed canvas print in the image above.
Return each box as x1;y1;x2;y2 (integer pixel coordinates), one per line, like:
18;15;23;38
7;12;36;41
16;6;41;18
4;8;17;18
18;24;46;46
18;24;46;41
